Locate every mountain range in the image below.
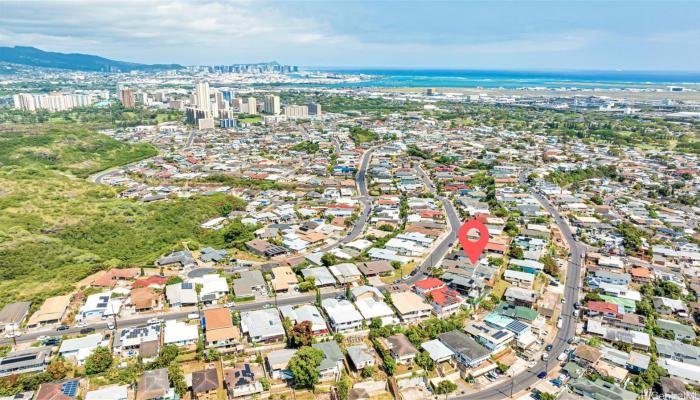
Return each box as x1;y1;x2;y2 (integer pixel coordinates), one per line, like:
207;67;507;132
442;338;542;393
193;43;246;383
0;46;183;72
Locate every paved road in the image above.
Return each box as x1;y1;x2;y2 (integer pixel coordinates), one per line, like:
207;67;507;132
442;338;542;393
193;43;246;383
320;148;374;252
454;191;584;400
406;164;462;284
2;290;342;346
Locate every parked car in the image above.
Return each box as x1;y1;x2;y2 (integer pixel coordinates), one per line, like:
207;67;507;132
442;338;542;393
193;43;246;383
545;344;553;352
57;325;69;332
537;371;547;379
80;327;95;334
147;317;163;324
557;353;567;361
107;322;115;330
541;353;549;362
42;337;60;346
187;313;200;320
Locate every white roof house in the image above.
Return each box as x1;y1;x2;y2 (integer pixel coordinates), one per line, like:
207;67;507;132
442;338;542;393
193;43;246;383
78;291;123;321
321;298;364;333
165;282;198;307
329;263;362;283
421;339;454;363
85;385;128;400
241;309;285;342
279;305;329;334
367;248;411;264
189;274;229;299
59;333;104;365
301;267;336;287
163;320;199;346
352;286;397;324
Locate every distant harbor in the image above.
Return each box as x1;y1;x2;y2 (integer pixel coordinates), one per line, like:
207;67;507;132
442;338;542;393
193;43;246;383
305;68;700;90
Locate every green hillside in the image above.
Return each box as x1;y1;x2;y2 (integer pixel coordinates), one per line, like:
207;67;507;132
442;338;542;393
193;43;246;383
0;126;245;307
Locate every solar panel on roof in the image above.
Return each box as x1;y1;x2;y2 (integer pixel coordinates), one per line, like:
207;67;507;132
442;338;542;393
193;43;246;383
182;282;193;289
492;331;508;340
61;380;78;397
0;354;39;365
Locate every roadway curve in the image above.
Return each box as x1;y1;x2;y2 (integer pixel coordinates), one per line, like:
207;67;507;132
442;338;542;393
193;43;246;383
406;164;462;285
320;147;374;252
454;191;584;400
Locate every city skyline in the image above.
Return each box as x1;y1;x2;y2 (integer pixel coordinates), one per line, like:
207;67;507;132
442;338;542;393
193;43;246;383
1;0;699;71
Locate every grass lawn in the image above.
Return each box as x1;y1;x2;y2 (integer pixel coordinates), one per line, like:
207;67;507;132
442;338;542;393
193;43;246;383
491;279;511;300
380;261;418;283
238;116;262;124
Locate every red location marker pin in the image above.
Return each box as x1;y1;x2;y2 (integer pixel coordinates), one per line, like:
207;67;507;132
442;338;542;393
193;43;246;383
458;219;490;265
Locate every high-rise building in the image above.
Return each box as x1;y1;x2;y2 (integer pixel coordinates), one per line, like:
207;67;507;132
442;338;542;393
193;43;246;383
284;105;309;118
263;95;280;115
119;88;136;108
195;82;211;112
215;91;226;111
245;97;257;115
14;92;96;112
308;102;322;115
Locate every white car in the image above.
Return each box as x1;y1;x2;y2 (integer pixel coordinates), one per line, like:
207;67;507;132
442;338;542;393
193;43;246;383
37;335;48;341
528;360;537;368
147;318;163;324
4;332;20;339
557;353;567;362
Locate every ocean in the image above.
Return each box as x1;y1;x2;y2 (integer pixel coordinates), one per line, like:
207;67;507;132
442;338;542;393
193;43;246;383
308;68;700;89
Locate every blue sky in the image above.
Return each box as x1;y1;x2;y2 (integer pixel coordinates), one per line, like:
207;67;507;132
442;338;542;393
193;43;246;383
0;0;698;70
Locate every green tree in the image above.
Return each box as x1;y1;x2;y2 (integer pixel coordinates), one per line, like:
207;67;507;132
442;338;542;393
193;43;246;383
362;366;375;378
288;347;324;388
415;351;435;372
321;253;338;267
84;346;113;375
168;362;188;397
338;370;351;400
434;380;457;394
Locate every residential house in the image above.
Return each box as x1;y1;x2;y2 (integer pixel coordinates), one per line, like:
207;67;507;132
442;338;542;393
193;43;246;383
245;239;287;257
569;378;637;400
380;334;418;365
438;330;491;374
192;368;219;400
58;333;103;365
279;304;329;335
113;324;161;359
78;291;122;321
240;309;285;342
163;320;199;348
313;341;345;382
356;261;394;277
266;349;297;380
131;287;160;312
157;251;196;269
35;379;80;400
224;364;264;398
0;301;31;333
0;347;52;377
504;287;538;307
26;295;70;328
232;270;267;298
352;286;397;325
300;267;336;287
165;282;198;308
463;322;515;354
85;385;128;400
204;307;241;351
270;266;299;293
391;292;432;323
347;345;377;371
329;263;362;283
322;298;364;332
137;368;176;400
